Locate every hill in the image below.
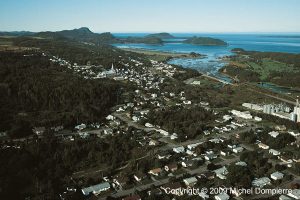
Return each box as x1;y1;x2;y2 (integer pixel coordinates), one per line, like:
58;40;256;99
0;31;35;37
145;32;175;39
183;36;227;46
34;27;118;44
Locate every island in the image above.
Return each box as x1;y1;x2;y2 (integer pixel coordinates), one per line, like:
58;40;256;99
122;36;163;44
145;32;175;39
183;36;227;46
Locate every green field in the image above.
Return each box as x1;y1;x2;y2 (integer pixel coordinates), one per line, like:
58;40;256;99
247;59;297;80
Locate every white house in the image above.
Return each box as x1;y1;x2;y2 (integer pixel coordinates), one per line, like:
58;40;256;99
254;116;262;121
187;142;203;150
288;189;300;199
268;131;280;138
270;171;284;180
215;193;230;200
258;143;269;150
170;133;178;140
157;129;169;136
231;110;252;119
252;177;271;188
287;189;300;200
235;161;247;167
75;124;86;131
269;149;281;156
183;177;198;186
279;195;292;200
173;146;185;154
289;131;300;137
223;115;232;122
232;146;244;154
214;166;228;180
106;115;115;121
81;182;110;196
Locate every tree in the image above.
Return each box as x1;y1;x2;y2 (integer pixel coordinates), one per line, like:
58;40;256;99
226;164;253;188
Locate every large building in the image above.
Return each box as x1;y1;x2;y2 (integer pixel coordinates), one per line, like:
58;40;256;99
260;101;300;123
294;99;300;123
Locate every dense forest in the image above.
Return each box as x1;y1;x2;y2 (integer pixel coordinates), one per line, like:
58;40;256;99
0;132;143;200
0;51;122;137
148;106;215;141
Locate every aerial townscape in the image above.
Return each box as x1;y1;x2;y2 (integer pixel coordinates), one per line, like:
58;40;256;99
1;1;300;200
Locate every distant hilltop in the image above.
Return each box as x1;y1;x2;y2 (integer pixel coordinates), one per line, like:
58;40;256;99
183;36;227;46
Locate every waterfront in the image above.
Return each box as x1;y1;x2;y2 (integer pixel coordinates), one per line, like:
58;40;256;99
114;33;300;93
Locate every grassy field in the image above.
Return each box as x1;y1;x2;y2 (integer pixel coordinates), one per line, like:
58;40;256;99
121;48;204;62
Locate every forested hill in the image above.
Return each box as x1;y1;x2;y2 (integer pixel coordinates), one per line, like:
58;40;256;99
34;27;118;44
12;36;151;67
183;36;227;46
0;51;122;137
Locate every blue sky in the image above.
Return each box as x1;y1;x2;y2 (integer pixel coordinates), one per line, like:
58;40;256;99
0;0;300;33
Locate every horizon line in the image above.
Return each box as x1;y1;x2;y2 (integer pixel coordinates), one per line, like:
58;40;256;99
1;29;300;35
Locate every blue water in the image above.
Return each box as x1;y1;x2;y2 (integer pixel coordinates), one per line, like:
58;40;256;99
113;33;300;83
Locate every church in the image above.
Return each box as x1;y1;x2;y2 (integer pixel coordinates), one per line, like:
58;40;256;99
99;63;117;78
